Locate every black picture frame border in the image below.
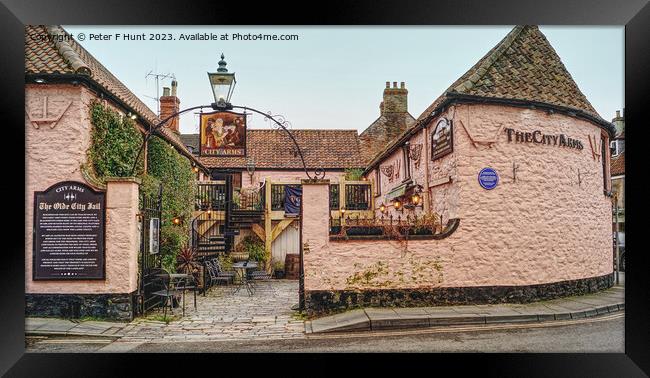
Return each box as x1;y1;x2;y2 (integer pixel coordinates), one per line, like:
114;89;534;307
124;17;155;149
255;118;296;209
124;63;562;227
2;0;648;376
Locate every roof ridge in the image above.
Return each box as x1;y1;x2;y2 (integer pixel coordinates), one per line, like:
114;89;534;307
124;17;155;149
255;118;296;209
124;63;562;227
452;25;526;94
46;25;91;75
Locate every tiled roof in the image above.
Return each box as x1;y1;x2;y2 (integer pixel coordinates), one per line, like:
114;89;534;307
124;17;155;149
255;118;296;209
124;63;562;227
611;152;625;176
359;113;416;165
25;25;204;170
184;129;364;169
366;25;615;171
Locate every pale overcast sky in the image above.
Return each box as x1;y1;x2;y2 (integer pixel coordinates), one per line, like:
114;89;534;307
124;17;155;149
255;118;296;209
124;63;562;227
63;26;624;134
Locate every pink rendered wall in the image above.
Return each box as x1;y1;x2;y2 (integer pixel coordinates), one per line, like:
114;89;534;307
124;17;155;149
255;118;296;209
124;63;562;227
305;103;612;292
26;84;142;294
369;107;460;222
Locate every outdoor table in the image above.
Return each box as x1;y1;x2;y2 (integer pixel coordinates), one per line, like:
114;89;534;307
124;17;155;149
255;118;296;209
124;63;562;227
156;273;194;316
231;261;258;296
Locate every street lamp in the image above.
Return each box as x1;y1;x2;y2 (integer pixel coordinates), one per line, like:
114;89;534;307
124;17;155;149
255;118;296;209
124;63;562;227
208;53;236;110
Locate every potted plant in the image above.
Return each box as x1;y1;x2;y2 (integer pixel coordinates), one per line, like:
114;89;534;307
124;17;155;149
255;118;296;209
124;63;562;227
273;260;285;279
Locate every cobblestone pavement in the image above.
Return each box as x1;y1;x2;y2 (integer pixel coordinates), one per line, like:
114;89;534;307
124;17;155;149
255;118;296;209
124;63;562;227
117;280;306;343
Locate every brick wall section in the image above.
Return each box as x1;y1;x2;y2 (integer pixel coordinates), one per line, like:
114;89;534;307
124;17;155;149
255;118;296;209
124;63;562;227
160;88;181;134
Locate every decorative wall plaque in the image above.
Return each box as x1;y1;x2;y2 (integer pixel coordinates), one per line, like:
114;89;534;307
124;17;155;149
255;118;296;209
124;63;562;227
33;181;106;280
431;118;454;160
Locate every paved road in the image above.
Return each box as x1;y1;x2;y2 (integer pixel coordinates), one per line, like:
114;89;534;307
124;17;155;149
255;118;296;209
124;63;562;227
26;312;623;353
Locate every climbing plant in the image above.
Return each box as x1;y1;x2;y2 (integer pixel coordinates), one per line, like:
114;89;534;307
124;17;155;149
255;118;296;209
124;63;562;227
87;102;196;268
88;101;144;178
145;135;196;260
344;168;365;181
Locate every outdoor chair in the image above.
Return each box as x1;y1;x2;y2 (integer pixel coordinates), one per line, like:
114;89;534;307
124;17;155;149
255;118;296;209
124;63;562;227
211;258;236;278
205;260;233;287
151;272;183;319
247;266;273;291
173;274;197;313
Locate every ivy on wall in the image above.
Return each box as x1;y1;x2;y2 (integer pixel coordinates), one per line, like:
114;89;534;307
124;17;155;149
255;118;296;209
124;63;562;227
88;101;144;178
145;135;196;264
87;102;196;272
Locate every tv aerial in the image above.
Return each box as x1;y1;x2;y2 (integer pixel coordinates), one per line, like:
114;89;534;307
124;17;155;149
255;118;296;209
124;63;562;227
145;70;176;116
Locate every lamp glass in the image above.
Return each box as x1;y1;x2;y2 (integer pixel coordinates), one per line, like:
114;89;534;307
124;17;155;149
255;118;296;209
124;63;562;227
208;72;236;104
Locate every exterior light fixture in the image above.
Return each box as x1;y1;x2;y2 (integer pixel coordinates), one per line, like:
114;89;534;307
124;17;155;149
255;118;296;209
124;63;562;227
127;112;137;120
172;216;181;225
393;200;401;209
193;166;199;173
208;53;236;110
34;78;46;83
379;203;386;213
340;208;346;215
411;193;420;205
246;157;256;178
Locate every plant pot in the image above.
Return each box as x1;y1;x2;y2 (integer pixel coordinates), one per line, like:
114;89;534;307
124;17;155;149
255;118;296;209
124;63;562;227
274;270;285;279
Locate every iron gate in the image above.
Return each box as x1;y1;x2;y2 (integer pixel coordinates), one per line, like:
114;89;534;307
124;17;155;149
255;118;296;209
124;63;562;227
137;184;163;315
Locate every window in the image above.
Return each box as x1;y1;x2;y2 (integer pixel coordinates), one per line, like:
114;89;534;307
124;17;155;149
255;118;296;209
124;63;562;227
402;143;411;180
345;184;371;210
329;184;340;210
610;139;624;157
374;169;381;196
211;171;242;189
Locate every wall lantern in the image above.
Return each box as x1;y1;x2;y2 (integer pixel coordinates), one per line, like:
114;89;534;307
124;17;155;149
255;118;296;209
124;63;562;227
393;200;402;210
172;216;182;225
340;208;346;215
379;203;386;213
246;157;256;179
411;193;421;205
207;53;236;111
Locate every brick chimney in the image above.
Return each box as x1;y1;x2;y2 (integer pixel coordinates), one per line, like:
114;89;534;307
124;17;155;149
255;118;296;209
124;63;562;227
159;80;180;134
380;81;408;115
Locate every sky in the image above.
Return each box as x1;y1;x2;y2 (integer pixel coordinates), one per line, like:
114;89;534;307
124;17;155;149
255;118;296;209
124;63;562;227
63;26;624;135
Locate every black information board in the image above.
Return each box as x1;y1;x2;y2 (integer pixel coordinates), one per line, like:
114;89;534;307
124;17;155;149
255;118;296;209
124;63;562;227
33;181;106;280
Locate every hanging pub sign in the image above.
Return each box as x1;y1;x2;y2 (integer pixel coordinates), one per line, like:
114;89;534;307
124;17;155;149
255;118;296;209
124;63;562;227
431;117;453;160
199;111;247;156
33;181;106;280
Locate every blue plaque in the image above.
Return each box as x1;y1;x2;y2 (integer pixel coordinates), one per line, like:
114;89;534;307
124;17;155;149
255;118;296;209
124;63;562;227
478;168;499;190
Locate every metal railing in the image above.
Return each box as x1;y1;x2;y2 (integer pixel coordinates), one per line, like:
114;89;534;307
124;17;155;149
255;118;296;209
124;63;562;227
196;182;227;211
330;212;442;236
271;184;301;211
233;185;265;211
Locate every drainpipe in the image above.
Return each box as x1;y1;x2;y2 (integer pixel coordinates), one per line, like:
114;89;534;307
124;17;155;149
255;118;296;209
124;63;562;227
614;193;620;285
422;122;432;212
